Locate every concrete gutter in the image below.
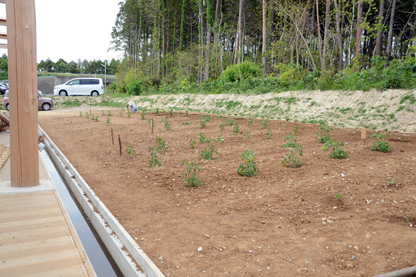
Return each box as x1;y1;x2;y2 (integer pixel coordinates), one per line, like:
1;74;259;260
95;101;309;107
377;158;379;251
39;126;164;277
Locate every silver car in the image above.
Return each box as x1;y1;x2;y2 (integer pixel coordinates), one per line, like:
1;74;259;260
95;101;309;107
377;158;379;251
3;90;53;111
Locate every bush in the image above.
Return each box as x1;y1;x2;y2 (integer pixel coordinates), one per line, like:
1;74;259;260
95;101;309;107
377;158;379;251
237;150;258;177
220;60;262;82
370;133;391;153
126;80;143;95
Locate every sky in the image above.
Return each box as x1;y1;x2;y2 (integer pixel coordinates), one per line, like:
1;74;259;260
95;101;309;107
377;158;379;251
0;0;124;63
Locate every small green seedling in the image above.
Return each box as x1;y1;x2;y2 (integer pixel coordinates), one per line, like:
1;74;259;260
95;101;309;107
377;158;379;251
387;179;395;186
316;124;332;143
282;149;303;168
260;119;269;129
237;150;258;177
162;118;171;130
219;122;226;130
169;109;173;117
181;159;204;188
155;137;168;153
232;122;239;135
119;109;124;117
149;149;162;168
79;111;83;117
322;140;348;159
189;138;196;149
107;111;112;116
334;193;341;203
141;110;147;119
127;111;131;118
106;117;111;124
243;132;250;140
126;145;136;157
266;129;272;139
248;117;254;125
215;135;224;143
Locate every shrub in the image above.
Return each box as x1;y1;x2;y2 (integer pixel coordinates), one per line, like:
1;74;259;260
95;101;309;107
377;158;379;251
282;149;303;168
126;80;144;95
237;150;258;177
322;140;348;159
220;60;262;82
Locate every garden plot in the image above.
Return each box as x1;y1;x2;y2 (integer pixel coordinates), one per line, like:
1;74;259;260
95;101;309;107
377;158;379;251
39;108;416;276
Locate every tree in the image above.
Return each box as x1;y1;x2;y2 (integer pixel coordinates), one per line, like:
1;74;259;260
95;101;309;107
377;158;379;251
374;0;385;56
262;0;268;74
385;0;397;67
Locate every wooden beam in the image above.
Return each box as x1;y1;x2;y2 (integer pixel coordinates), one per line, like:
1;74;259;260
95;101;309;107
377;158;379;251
0;0;5;4
0;33;7;40
0;43;7;49
6;0;39;187
0;18;6;26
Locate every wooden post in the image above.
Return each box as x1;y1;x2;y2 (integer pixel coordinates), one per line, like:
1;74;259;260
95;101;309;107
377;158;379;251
118;134;122;155
111;127;114;145
7;0;39;187
151;118;154;134
186;106;188;116
361;127;367;145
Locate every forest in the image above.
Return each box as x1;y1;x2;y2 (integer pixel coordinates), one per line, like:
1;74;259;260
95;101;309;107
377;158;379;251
110;0;416;95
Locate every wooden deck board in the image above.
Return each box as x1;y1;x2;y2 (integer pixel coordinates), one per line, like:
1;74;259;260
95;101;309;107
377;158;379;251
0;191;94;276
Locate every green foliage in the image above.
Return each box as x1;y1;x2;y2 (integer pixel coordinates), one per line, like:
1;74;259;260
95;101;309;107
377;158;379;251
149;150;162;168
141;110;146;119
316;124;332;143
215;135;224;143
106;117;111;124
232;122;240;135
200;143;219;160
265;129;272;139
189;138;196;149
220;61;262;82
199;133;210;144
79;112;83;117
248;117;255;125
181;159;204;188
126;145;136;156
237;150;258;177
219;122;225;130
155;137;168;153
322;140;348;159
370;133;392;153
334;193;341;203
243;132;250;140
162;118;171;130
260;119;269;129
282;133;298;149
282;149;303;168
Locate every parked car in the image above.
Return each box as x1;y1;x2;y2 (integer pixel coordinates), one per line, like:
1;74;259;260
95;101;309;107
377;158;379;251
0;83;7;95
3;90;53;111
53;78;104;97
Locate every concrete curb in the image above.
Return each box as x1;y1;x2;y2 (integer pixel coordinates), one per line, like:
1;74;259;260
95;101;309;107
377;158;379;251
39;126;164;277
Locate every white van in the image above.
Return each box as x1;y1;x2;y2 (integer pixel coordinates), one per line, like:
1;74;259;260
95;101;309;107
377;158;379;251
53;78;104;96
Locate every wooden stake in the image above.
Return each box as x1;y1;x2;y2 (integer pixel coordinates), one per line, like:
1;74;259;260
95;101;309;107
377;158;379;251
111;127;114;145
186;106;188;116
118;134;122;155
7;0;39;187
361;127;367;145
151;118;154;134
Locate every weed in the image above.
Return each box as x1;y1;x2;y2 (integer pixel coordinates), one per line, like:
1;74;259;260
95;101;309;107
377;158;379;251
169;109;173;117
127;111;131;118
106;117;111;124
189;138;196;149
370;133;392;152
219;122;226;130
126;145;136;157
237;150;258;177
182;122;191;125
266;129;272;139
79;111;83;117
141;109;147;119
107;111;112;116
181;159;204;188
200;143;219;160
243;132;250;140
387;179;395;186
119;109;124;117
260;119;269;129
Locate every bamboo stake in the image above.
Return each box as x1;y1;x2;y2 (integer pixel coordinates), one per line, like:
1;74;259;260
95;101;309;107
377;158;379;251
118;134;122;155
111;127;114;145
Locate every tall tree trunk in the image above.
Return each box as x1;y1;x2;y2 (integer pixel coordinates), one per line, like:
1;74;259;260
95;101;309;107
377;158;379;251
198;0;204;83
214;0;222;76
322;0;331;70
234;0;244;64
333;0;343;70
315;0;324;69
374;0;385;56
179;0;186;52
205;0;214;79
355;1;363;58
262;0;268;75
385;0;397;67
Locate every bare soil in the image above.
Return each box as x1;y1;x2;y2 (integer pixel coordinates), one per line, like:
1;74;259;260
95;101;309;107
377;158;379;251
39;107;416;276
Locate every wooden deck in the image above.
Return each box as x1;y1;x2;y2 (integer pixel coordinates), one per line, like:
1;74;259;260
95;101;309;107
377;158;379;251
0;190;95;276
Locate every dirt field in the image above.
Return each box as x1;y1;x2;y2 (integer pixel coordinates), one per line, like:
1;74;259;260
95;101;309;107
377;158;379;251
39;107;416;276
